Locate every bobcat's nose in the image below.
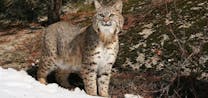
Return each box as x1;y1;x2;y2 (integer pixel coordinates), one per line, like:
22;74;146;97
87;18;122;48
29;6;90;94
103;17;110;22
102;17;112;26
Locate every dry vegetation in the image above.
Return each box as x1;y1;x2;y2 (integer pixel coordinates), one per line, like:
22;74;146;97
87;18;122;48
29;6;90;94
0;0;208;98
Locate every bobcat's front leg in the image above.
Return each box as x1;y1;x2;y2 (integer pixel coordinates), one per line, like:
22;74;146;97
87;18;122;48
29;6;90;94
97;63;113;97
81;62;98;96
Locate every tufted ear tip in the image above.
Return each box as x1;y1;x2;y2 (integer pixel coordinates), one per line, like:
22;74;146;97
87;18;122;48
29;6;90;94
113;0;123;13
94;0;102;11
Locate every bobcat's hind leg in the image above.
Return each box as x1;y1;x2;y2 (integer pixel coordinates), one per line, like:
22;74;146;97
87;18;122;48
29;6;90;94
37;56;57;84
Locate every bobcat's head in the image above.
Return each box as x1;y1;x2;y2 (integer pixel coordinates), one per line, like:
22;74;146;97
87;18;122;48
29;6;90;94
93;0;124;44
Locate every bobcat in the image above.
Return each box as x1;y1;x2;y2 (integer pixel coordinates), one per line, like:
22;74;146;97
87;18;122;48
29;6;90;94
37;0;124;97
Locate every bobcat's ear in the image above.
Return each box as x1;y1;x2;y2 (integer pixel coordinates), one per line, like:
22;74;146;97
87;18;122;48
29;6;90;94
112;0;123;13
94;0;102;11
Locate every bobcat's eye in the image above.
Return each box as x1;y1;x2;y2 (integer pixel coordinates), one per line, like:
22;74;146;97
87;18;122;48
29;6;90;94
109;14;115;17
99;14;105;17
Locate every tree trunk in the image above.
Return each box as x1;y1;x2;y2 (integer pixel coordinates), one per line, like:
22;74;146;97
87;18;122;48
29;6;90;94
47;0;62;24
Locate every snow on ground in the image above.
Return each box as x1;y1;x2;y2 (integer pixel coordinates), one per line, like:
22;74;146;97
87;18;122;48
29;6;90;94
0;67;143;98
0;67;101;98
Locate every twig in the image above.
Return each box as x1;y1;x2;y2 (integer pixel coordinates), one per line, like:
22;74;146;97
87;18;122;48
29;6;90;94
174;89;182;98
164;0;186;56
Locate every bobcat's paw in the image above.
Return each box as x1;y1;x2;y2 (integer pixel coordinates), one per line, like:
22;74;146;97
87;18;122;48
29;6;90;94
86;90;97;96
38;78;47;84
99;91;109;97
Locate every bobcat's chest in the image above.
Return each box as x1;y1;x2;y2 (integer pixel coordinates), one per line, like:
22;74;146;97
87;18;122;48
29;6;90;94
93;41;118;68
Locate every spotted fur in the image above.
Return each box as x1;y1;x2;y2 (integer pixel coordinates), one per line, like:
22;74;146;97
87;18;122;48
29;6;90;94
37;0;124;97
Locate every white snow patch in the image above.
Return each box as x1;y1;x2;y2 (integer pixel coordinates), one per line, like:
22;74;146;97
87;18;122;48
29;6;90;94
0;67;102;98
0;67;144;98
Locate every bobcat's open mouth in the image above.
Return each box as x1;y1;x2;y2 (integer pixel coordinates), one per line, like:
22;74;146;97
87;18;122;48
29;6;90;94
97;21;117;34
101;21;112;26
